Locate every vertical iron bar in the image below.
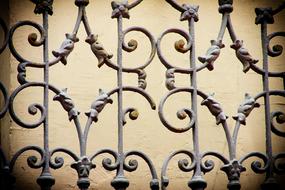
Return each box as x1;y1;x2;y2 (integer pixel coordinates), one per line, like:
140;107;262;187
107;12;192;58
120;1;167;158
117;14;124;178
36;11;55;190
231;121;241;159
74;118;84;156
261;21;272;176
43;9;50;179
217;13;228;41
260;21;278;190
189;19;199;171
188;17;206;190
111;14;129;190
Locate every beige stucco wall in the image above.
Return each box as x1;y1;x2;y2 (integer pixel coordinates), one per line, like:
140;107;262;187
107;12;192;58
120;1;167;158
1;0;285;189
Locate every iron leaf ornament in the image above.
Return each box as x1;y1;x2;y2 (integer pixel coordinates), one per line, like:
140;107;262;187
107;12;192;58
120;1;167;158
230;40;258;73
201;93;228;125
85;34;113;68
52;35;75;65
53;88;80;121
85;89;113;122
233;93;260;125
198;40;225;71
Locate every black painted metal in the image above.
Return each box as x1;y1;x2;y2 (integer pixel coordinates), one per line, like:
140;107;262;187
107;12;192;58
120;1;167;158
0;0;284;190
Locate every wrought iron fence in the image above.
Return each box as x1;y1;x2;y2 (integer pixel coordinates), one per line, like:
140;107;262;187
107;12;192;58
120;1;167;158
0;0;285;189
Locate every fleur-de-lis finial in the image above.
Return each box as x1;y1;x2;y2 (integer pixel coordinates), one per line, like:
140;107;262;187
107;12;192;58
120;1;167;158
221;160;245;190
111;0;130;19
71;156;95;190
255;8;274;24
180;4;199;22
30;0;54;15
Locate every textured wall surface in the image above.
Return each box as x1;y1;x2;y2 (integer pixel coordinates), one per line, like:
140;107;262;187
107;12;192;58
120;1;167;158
1;0;285;189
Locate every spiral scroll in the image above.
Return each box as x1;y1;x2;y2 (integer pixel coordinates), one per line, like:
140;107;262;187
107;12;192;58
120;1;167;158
239;152;269;174
8;82;59;128
9;146;45;171
157;28;192;71
9;20;46;65
49;148;79;169
122;27;156;70
124;151;159;189
122;107;139;125
158;88;207;133
267;32;285;57
271;111;285;137
200;151;229;173
273;153;285;174
244;31;285;76
255;91;285;137
89;149;120;171
161;150;196;190
101;26;156;89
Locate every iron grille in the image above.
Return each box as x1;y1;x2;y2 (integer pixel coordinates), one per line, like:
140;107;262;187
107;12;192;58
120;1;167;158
0;0;285;189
